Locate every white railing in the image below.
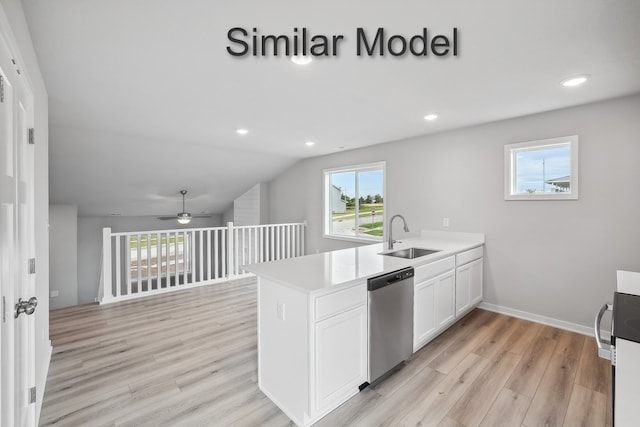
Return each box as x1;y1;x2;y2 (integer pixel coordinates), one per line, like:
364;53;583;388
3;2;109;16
99;221;305;304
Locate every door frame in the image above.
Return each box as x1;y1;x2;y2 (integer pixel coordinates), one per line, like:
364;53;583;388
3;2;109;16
0;5;38;425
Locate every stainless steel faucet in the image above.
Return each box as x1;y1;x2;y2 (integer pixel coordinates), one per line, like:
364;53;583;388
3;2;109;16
388;214;409;250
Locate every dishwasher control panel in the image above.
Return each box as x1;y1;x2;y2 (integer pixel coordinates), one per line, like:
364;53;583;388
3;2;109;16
368;267;414;291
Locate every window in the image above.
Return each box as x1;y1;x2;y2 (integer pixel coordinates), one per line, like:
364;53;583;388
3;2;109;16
324;162;386;242
504;135;578;200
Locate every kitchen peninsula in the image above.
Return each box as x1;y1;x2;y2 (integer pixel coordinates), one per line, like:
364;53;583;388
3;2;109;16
245;230;485;426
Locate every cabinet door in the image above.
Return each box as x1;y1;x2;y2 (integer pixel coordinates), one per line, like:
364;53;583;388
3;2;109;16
414;270;456;352
469;258;483;306
414;278;437;351
313;305;367;414
456;263;472;316
456;258;483;316
436;270;456;328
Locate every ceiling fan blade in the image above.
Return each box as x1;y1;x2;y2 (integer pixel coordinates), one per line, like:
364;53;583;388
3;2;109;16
157;216;177;220
193;215;212;219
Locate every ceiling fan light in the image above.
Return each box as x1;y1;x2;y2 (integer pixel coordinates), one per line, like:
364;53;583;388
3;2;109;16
177;212;192;224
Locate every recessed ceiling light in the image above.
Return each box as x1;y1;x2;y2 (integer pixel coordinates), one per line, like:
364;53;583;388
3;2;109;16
305;141;315;147
291;55;312;65
236;128;249;135
561;75;590;87
424;114;439;121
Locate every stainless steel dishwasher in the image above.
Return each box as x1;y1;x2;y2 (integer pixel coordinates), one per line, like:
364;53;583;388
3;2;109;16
367;266;414;384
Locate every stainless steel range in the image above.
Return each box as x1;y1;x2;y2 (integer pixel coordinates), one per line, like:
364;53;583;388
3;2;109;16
595;270;640;427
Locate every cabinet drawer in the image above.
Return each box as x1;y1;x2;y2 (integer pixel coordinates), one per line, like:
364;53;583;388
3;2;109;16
415;256;455;283
456;246;483;266
314;285;366;320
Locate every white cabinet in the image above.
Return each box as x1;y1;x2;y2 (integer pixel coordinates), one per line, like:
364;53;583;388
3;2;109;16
413;256;455;352
257;278;367;427
414;269;455;351
312;304;367;415
455;252;483;317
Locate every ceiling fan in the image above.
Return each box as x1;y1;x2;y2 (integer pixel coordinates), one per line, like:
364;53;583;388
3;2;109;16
157;190;211;224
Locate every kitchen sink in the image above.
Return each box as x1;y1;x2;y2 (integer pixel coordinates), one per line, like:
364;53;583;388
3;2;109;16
382;247;441;259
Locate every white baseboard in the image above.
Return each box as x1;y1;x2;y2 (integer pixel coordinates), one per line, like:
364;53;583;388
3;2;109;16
478;302;594;337
36;340;53;423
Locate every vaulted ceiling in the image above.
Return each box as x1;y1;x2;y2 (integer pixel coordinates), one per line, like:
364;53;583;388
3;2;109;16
21;0;640;216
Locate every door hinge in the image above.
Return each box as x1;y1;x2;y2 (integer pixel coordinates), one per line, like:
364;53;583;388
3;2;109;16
0;75;4;103
28;128;35;145
29;386;36;404
2;296;5;323
29;258;36;274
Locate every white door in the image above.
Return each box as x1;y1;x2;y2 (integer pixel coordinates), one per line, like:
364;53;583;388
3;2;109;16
0;30;37;427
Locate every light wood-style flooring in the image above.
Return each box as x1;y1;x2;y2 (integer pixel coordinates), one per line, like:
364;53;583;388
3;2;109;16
42;278;611;426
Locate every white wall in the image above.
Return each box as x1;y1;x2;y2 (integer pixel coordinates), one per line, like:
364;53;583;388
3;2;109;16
260;181;270;225
49;205;77;309
234;183;261;226
231;182;270;226
269;94;640;330
222;205;234;224
0;0;50;419
77;214;222;304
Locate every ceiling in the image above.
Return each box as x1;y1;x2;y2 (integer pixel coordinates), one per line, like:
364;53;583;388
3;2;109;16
20;0;640;217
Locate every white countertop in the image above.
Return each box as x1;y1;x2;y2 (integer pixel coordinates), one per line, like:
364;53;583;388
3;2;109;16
244;230;485;295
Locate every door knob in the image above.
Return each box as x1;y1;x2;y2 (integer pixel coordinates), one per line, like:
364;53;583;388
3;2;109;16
15;297;38;318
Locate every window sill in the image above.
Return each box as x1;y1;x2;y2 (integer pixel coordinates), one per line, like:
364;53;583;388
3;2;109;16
323;233;383;245
504;193;578;201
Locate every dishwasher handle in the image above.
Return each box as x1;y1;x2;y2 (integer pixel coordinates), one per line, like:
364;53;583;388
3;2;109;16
368;268;414;291
594;303;612;360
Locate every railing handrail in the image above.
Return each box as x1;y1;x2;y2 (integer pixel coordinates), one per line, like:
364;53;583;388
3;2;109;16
232;222;306;230
100;221;306;304
110;222;306;237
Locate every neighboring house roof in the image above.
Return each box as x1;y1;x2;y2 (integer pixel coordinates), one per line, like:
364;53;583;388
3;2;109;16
545;176;570;189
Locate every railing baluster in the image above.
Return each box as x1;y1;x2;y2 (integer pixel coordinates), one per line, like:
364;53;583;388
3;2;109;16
234;228;239;276
214;229;219;279
242;228;246;274
198;230;203;282
155;232;160;289
190;230;195;284
146;233;151;291
136;234;142;293
173;231;178;286
221;228;226;278
115;235;121;298
254;228;259;264
125;235;131;296
101;222;305;304
207;230;212;281
165;232;170;288
183;231;187;285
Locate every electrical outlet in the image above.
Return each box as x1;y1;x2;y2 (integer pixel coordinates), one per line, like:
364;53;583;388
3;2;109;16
443;218;450;227
50;290;59;297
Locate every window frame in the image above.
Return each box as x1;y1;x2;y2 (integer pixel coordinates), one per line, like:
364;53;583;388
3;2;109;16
323;161;386;243
504;135;579;201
